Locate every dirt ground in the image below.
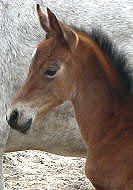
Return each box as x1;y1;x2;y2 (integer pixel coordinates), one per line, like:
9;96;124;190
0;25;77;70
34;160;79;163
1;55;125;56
3;151;94;190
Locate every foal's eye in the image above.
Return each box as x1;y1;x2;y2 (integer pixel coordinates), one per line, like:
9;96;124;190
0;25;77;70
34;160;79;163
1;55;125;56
46;33;51;40
44;69;57;78
44;62;60;79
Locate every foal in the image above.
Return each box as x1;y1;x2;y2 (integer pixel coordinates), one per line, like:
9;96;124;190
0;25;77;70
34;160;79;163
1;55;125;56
7;5;133;190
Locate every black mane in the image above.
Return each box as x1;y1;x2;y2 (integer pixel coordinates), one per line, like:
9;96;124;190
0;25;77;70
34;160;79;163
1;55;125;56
72;26;132;91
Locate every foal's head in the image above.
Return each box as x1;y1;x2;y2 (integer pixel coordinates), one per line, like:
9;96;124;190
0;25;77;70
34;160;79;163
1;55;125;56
6;5;79;133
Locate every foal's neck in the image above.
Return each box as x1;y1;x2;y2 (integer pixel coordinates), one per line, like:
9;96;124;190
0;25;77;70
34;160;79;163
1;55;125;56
72;36;122;150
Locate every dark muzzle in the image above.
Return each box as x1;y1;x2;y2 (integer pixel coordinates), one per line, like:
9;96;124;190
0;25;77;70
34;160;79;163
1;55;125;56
6;109;32;134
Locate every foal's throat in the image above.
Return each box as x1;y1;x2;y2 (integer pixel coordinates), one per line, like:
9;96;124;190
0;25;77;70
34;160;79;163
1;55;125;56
72;74;116;148
72;37;118;148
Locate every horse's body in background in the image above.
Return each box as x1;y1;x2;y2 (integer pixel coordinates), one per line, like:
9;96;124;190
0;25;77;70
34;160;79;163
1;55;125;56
0;0;133;189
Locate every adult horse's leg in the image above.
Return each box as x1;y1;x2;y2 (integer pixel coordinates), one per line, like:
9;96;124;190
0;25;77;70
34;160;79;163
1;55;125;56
0;150;4;190
0;121;10;189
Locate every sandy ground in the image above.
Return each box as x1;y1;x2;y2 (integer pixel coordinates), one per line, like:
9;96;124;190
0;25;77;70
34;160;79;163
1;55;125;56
3;151;94;190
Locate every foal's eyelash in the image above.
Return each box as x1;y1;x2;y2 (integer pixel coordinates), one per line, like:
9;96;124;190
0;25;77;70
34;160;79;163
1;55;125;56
48;62;60;70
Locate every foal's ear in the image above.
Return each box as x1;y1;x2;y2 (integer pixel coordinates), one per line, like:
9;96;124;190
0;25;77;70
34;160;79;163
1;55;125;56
47;8;68;46
37;4;79;51
47;8;79;51
37;4;50;33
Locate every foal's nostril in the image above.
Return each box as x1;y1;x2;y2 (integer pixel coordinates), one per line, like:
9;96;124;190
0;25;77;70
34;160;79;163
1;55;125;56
6;109;32;133
8;109;19;126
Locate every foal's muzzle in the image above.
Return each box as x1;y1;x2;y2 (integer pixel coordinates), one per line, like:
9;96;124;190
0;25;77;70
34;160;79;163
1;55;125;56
6;109;32;134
